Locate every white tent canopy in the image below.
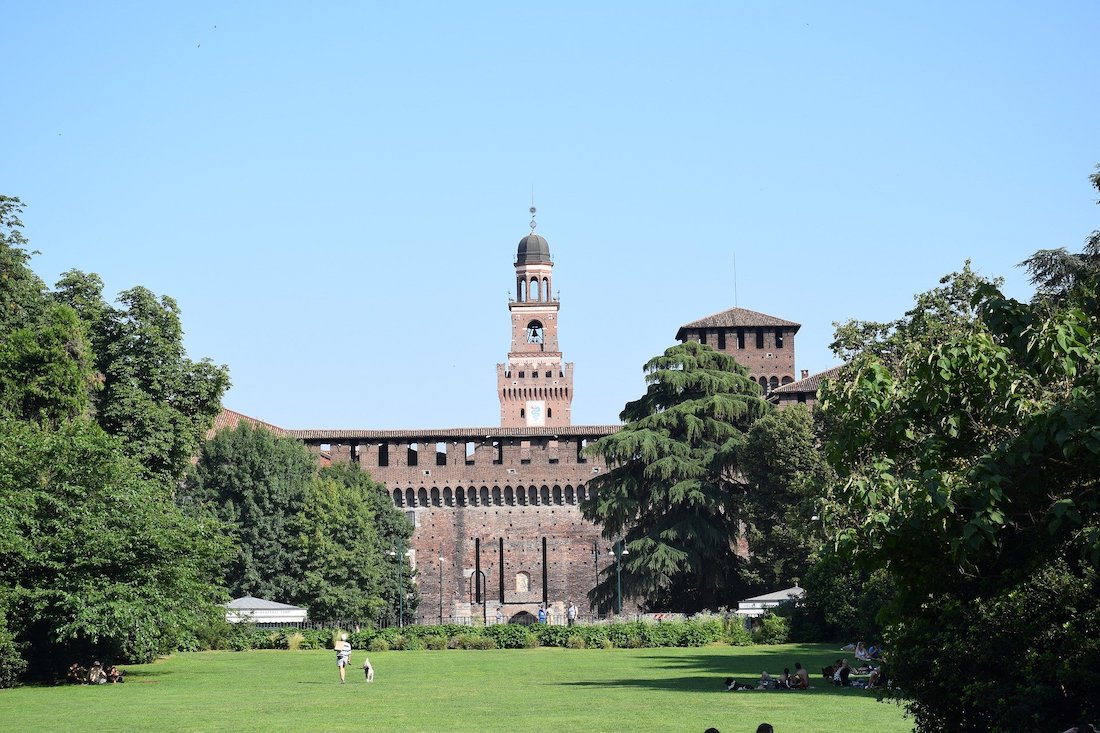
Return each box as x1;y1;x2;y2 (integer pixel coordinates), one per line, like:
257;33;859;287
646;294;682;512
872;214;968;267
224;595;308;625
736;585;805;617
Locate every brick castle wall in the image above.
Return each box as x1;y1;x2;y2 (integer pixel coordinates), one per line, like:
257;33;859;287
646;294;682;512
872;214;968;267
295;426;623;624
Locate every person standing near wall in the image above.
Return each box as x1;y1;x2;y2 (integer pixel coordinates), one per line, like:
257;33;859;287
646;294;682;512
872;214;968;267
567;601;577;626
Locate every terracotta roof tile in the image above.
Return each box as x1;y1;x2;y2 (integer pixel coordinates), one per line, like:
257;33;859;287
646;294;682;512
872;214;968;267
676;307;800;339
769;365;845;394
208;408;290;439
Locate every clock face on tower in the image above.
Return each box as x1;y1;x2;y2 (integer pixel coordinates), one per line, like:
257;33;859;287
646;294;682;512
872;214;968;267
526;320;544;344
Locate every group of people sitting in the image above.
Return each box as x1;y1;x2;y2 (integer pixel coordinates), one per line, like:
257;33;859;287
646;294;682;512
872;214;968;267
843;640;883;662
66;661;124;685
823;658;885;689
724;662;811;691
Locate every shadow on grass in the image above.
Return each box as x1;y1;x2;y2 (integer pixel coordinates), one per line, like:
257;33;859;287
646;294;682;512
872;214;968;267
559;645;885;699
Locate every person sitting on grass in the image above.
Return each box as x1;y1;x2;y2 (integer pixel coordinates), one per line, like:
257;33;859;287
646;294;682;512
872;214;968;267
832;659;851;686
67;662;87;685
778;668;794;689
794;662;809;689
724;677;752;691
756;671;773;690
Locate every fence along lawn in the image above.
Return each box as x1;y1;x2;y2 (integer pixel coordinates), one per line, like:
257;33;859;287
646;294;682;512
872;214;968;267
1;644;912;733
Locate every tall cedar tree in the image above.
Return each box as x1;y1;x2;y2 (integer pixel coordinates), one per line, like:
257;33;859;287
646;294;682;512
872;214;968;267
818;167;1100;731
580;341;771;612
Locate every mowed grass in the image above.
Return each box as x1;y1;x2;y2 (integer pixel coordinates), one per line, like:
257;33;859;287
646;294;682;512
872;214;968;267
0;643;911;733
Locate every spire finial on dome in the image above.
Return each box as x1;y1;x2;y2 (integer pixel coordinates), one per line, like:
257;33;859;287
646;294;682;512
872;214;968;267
529;205;537;233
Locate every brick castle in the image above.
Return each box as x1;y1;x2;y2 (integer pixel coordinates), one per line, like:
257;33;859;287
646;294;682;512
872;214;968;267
230;216;832;624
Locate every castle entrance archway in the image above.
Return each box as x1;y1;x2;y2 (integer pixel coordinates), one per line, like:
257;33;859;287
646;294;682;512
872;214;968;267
509;611;537;625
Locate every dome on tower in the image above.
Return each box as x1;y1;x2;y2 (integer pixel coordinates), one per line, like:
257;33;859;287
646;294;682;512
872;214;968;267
516;234;551;264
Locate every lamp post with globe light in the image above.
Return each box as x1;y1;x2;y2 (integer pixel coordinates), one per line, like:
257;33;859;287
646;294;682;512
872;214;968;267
615;538;629;617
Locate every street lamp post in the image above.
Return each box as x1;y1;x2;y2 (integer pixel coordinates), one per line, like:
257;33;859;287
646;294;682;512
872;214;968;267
438;555;445;625
387;540;406;628
591;540;601;617
615;538;630;617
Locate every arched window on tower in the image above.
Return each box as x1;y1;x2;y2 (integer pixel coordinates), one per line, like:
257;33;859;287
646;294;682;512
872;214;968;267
542;276;549;301
769;376;779;392
530;277;540;301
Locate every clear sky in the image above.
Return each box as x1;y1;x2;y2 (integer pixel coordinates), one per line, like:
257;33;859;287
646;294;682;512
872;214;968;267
4;2;1098;430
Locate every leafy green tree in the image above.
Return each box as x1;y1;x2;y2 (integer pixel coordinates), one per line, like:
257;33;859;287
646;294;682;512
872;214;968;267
736;405;829;592
0;196;48;334
296;463;417;622
185;422;313;602
818;171;1100;730
580;341;771;612
0;418;231;679
54;276;230;484
0;302;95;423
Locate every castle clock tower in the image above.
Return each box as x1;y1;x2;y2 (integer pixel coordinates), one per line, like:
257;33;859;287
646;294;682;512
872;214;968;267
497;209;573;427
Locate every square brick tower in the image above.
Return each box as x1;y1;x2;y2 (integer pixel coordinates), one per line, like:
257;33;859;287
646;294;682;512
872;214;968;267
676;307;800;394
497;213;573;427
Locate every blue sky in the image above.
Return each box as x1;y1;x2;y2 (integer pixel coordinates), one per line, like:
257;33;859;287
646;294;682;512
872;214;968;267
4;2;1098;429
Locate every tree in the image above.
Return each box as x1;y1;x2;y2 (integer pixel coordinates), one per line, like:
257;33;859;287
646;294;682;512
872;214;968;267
296;463;417;622
54;276;230;484
0;302;95;424
818;171;1100;730
580;341;771;612
0;197;233;684
0;196;48;334
185;422;313;602
736;405;829;592
0;418;231;679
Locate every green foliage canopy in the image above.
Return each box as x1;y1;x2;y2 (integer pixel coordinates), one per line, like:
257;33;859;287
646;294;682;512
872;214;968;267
736;405;829;592
185;422;313;602
0;418;231;677
818;170;1100;730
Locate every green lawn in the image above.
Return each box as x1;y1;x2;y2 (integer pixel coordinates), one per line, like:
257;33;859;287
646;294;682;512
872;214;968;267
0;643;911;732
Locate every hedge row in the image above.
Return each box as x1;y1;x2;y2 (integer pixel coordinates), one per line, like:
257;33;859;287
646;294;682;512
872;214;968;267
205;613;790;652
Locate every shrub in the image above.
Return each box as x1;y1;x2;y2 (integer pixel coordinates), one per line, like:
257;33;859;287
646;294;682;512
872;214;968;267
566;635;586;649
400;636;424;651
675;623;711;647
534;625;570;648
484;624;533;649
578;625;609;649
725;618;753;646
422;635;448;650
0;616;26;688
452;634;497;650
753;613;790;645
368;638;391;652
